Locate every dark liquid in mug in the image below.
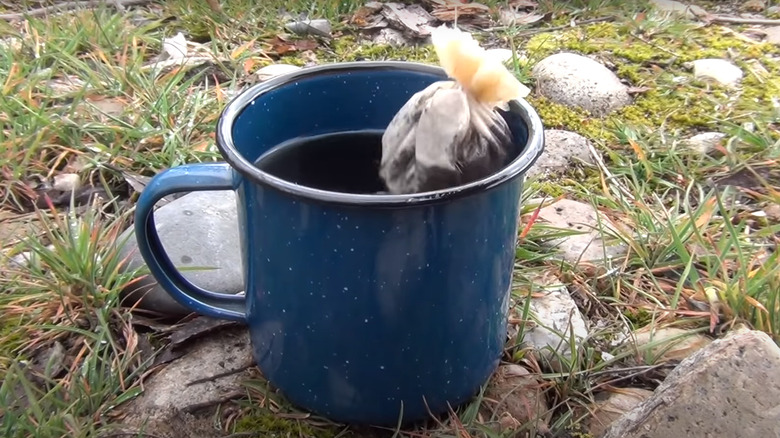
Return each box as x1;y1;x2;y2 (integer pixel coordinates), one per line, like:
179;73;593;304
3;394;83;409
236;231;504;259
253;130;388;194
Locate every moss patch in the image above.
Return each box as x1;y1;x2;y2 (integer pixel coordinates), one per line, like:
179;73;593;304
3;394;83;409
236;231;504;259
233;411;340;438
520;21;780;144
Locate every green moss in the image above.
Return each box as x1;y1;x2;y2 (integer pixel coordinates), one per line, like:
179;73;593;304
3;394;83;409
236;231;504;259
528;179;566;198
623;308;653;328
323;35;437;64
233;411;336;438
519;21;779;147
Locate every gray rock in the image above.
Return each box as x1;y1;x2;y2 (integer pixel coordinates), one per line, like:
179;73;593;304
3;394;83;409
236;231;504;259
601;328;780;438
481;364;549;433
628;326;713;363
586;388;654;437
114;326;253;437
119;191;243;317
535;199;626;264
531;52;632;117
648;0;707;18
692;58;743;86
284;18;332;38
764;26;780;45
520;275;588;370
681;131;727;155
526;130;595;180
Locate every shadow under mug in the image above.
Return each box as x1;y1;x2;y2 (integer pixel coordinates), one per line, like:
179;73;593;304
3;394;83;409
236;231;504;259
133;61;545;426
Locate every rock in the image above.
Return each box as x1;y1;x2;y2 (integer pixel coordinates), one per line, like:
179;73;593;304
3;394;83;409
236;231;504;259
630;327;713;363
692;58;743;86
681;132;727;155
765;203;780;222
118;191;243;317
373;28;409;47
114;326;253;437
526;130;595;180
520;277;589;369
585;388;654;437
481;364;549;432
284;19;332;38
252;63;302;82
531;52;632;117
765;26;780;45
742;0;765;12
51;173;82;192
535;199;626;264
768;5;780;16
648;0;707;18
601;329;780;438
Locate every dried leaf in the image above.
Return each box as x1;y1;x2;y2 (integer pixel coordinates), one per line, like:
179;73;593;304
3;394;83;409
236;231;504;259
499;9;545;26
509;0;538;7
168;316;241;349
626;86;652;94
350;2;388;28
162;32;188;60
100;163;151;194
381;3;436;37
268;35;319;55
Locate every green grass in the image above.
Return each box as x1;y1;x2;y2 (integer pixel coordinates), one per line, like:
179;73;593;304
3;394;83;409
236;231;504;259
1;0;779;437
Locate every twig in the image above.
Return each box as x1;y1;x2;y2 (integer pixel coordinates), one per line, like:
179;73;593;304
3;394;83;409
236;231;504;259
185;363;254;387
480;16;615;35
708;15;780;26
0;0;153;21
182;390;246;414
587;141;636;202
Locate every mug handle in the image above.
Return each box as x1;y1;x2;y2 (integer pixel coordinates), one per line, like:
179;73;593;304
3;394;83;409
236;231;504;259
133;162;247;323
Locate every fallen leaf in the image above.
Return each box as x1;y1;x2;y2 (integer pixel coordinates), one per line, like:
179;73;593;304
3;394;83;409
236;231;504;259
100;162;151;195
168;316;242;349
268;35;319;55
162;32;188;60
428;0;492;22
499;9;544;26
350;2;388;28
626;86;652;94
381;3;436;37
509;0;538;7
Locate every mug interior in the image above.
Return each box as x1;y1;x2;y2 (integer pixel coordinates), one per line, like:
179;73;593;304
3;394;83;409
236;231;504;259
217;62;542;205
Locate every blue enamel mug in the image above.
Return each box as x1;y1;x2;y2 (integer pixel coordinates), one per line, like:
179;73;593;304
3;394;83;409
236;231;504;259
133;61;545;426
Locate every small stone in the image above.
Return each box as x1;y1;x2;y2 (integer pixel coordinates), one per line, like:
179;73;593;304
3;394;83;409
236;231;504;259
520;277;589;369
648;0;708;18
51;173;82;192
535;199;626;263
284;19;332;37
116;327;253;435
765;26;780;45
531;52;632;116
481;364;549;432
692;58;743;86
373;28;409;47
765;203;780;222
768;5;780;15
526;130;595;180
601;330;780;438
118;191;243;317
681;132;727;155
742;0;765;12
630;327;713;362
586;388;654;437
252;63;302;82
